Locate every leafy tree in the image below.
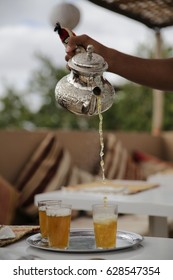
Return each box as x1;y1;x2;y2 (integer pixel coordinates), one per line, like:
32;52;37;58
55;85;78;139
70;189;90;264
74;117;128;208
163;92;173;130
0;87;32;129
103;84;153;131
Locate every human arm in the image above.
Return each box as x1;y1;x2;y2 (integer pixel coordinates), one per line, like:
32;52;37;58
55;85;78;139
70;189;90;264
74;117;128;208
66;34;173;92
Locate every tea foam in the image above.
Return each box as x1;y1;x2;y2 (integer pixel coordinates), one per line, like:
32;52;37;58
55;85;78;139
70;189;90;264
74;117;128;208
94;214;116;224
47;208;71;217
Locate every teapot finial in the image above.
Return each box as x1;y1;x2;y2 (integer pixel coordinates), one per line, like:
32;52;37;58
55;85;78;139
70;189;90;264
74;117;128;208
87;45;94;61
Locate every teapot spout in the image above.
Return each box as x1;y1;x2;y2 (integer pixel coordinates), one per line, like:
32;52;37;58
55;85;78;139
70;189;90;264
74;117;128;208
93;86;101;96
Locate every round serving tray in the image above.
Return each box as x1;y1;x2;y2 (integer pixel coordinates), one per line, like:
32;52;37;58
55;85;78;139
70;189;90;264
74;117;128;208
26;229;143;253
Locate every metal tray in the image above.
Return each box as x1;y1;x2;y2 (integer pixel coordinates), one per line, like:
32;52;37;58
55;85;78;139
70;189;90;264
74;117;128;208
26;229;143;253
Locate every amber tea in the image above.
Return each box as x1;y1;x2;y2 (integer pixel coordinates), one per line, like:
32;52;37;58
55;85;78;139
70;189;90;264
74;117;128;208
92;203;118;249
38;200;61;239
94;217;117;248
46;204;72;249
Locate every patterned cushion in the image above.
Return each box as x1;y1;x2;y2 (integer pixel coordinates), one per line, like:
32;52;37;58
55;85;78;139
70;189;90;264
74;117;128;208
67;166;96;185
97;133;143;180
15;133;95;217
0;175;20;224
15;133;73;215
133;150;173;179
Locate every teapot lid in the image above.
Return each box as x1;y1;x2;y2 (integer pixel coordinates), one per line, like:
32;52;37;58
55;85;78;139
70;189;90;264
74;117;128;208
68;45;108;73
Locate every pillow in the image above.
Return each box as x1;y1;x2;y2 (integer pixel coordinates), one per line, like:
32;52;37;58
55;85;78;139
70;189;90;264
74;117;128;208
15;133;73;216
133;150;173;179
15;133;96;217
97;133;144;180
0;175;20;224
66;166;96;186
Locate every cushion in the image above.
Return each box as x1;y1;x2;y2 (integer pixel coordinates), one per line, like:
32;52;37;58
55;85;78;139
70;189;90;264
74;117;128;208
67;166;96;185
97;133;144;180
15;133;73;216
15;133;96;217
133;150;173;179
0;175;20;224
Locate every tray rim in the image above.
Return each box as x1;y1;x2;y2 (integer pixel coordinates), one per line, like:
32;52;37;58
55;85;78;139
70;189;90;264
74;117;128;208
26;228;143;253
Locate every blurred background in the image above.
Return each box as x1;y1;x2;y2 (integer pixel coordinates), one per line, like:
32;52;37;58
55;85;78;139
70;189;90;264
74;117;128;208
0;0;173;132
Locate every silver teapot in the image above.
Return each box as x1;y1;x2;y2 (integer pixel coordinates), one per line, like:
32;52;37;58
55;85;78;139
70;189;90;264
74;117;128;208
55;45;115;116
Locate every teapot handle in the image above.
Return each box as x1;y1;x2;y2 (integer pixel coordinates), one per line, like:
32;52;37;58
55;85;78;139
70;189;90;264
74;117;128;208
54;22;85;53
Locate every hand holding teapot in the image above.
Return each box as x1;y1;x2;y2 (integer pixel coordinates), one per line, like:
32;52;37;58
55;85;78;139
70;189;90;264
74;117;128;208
54;23;115;116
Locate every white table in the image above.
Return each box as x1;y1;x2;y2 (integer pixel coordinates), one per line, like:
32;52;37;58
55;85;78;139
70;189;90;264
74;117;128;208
0;235;173;260
35;176;173;238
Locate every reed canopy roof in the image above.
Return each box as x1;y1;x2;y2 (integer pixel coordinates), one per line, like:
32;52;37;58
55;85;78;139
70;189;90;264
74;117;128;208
88;0;173;29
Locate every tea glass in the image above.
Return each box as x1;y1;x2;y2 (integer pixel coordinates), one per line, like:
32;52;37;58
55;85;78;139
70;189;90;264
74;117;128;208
92;203;118;249
38;200;61;242
46;204;72;249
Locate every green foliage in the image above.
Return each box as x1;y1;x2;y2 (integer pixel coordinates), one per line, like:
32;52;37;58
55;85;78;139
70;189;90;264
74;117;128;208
102;84;153;131
0;87;32;129
163;92;173;130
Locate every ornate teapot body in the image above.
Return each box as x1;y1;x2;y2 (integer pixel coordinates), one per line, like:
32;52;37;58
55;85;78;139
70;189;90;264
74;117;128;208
55;45;115;116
